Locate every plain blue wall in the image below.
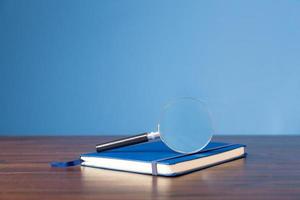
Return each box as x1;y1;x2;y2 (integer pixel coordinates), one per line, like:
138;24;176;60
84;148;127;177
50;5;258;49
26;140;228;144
1;0;300;135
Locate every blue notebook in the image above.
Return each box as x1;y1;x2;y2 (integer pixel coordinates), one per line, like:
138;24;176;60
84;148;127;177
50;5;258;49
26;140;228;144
81;140;246;177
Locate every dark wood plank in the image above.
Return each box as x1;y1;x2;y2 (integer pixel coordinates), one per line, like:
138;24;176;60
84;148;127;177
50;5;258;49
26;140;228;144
0;136;300;200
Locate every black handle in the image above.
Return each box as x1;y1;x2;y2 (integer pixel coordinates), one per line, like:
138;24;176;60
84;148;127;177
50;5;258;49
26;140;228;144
96;133;149;152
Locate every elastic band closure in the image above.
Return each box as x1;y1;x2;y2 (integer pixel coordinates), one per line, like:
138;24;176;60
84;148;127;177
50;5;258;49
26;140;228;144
151;161;158;176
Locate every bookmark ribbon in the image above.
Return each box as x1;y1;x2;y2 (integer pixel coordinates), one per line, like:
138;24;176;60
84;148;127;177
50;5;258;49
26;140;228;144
50;159;83;168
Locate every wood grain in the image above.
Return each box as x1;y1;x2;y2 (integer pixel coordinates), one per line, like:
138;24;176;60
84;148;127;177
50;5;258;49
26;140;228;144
0;136;300;200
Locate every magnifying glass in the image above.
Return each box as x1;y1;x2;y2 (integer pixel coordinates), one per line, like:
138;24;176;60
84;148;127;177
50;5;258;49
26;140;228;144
96;98;213;154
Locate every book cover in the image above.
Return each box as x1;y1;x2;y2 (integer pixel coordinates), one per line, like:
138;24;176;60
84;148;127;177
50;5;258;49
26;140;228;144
81;140;246;177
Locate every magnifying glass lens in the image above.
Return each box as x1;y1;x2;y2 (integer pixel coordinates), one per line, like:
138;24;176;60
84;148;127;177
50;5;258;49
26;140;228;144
159;98;213;153
96;98;213;154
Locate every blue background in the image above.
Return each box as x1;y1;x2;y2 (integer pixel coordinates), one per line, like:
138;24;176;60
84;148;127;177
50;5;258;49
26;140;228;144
1;0;300;136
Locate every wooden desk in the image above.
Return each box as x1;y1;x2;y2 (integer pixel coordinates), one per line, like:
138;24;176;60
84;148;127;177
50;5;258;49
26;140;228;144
0;136;299;200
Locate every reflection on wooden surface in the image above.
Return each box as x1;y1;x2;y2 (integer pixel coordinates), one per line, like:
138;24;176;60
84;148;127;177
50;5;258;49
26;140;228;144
81;158;246;199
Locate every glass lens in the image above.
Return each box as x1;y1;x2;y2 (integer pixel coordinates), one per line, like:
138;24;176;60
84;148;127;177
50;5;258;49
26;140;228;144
159;98;213;153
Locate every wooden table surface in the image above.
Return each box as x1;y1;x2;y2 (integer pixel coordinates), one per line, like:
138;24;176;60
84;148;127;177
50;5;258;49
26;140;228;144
0;136;300;200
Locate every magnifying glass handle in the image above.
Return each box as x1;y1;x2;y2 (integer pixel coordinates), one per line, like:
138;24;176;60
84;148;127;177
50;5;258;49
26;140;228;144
96;132;159;152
